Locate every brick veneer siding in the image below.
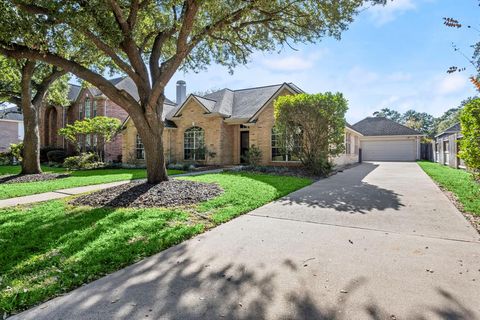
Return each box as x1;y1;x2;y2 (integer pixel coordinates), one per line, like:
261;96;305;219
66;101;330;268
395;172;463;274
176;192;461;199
122;118;174;165
248;87;297;166
0;120;21;153
40;88;129;161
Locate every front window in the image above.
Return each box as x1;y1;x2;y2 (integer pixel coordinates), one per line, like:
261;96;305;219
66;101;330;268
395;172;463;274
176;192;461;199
93;100;97;117
345;133;352;154
271;127;300;162
136;134;145;160
184;127;205;160
78;103;83;120
85;98;91;118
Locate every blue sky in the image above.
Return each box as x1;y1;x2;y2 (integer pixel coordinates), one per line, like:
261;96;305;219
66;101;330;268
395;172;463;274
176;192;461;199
165;0;479;124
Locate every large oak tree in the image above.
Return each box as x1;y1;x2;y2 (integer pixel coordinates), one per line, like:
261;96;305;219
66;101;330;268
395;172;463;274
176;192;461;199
0;0;384;183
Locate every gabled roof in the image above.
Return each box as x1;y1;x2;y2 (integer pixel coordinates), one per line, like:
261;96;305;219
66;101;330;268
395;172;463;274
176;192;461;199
67;84;81;102
0;106;23;121
435;123;461;138
352;117;422;136
171;82;303;121
86;76;175;105
345;122;363;136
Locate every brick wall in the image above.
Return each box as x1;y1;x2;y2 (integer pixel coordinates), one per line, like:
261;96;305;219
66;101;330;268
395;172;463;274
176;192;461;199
248;88;297;166
0;120;20;153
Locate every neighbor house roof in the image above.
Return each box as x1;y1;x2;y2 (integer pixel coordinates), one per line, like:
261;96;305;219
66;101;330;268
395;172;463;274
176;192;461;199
0;107;23;121
171;83;303;121
87;76;175;105
67;84;82;102
435;123;461;139
352;117;422;136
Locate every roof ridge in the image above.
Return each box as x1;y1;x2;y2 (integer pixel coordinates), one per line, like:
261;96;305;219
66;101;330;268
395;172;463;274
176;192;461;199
192;94;218;102
231;83;285;92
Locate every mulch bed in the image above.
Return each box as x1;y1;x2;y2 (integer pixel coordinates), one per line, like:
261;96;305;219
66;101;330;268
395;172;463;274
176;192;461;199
0;173;70;184
70;179;223;208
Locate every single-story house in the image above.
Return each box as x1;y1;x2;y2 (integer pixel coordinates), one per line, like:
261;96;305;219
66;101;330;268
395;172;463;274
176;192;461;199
0;107;24;153
351;117;424;161
122;82;362;167
433;123;465;169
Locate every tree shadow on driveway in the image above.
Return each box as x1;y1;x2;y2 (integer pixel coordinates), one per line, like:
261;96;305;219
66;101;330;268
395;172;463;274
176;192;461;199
280;163;404;214
14;243;477;320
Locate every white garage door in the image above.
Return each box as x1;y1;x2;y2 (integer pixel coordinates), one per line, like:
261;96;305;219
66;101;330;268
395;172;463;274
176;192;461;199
362;139;416;161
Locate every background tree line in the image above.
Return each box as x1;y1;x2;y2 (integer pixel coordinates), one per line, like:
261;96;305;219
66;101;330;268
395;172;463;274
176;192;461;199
372;96;477;139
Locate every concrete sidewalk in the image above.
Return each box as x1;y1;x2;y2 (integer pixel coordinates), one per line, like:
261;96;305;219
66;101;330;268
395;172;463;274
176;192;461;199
0;168;226;208
10;162;480;320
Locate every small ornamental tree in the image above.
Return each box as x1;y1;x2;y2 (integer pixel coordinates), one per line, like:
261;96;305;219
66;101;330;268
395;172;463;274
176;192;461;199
459;98;480;179
59;116;121;159
274;93;348;175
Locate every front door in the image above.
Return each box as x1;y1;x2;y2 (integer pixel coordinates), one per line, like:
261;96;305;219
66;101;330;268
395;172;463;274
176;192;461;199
240;131;249;163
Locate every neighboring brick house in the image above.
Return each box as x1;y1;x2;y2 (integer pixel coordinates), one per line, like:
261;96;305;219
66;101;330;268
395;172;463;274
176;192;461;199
433;123;465;169
40;77;162;162
0;107;24;153
122;82;362;167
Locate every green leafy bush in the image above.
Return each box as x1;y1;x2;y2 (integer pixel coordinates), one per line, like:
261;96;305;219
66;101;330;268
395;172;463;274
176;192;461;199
0;151;14;165
242;144;263;166
9;142;23;161
459;98;480;179
64;153;105;170
46;150;67;163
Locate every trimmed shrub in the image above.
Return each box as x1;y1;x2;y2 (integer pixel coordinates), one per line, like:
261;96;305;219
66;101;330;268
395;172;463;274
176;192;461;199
46;150;67;164
64;153;105;170
242;144;262;166
0;151;14;165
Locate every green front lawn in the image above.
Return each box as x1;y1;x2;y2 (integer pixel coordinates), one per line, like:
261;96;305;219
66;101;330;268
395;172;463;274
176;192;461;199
0;172;312;315
0;166;184;200
418;161;480;216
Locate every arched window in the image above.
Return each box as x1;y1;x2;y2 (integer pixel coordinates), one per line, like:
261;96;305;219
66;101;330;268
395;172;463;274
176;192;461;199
136;134;145;160
84;97;91;118
184;127;205;160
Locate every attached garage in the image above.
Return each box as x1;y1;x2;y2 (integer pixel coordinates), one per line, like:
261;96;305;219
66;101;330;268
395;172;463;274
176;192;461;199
352;117;423;162
361;138;417;161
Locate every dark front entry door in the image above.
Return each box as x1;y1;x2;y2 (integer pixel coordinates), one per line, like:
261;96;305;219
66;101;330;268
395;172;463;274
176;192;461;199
240;131;249;163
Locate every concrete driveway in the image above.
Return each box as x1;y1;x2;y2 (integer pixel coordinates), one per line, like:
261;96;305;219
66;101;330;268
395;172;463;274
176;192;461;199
12;162;480;320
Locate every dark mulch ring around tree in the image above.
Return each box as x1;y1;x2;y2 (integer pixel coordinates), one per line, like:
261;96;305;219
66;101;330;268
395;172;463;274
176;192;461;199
0;173;70;184
70;179;223;208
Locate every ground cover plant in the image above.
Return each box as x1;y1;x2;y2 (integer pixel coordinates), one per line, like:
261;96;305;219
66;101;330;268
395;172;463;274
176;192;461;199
0;172;312;316
0;166;183;199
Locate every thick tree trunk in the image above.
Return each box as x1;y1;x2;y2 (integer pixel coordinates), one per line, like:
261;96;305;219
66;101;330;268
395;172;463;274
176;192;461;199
20;61;42;174
132;105;168;183
20;102;42;174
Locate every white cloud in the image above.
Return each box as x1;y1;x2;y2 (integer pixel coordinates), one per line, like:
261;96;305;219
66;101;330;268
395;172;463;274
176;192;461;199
387;71;412;81
261;51;325;72
347;66;379;85
437;73;468;95
368;0;417;26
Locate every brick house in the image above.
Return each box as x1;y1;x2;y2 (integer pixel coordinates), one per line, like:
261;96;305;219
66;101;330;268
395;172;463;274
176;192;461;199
0;107;24;153
122;82;362;167
40;77;172;162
